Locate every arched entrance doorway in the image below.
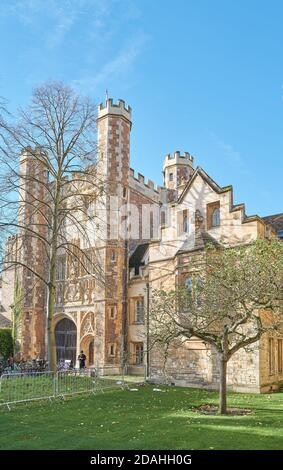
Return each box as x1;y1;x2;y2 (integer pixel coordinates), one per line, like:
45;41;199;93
89;340;94;366
55;318;77;365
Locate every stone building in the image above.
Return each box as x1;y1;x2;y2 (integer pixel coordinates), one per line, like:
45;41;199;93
1;98;282;392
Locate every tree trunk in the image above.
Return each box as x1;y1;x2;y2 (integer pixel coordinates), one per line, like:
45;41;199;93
47;277;56;372
47;221;58;372
47;182;60;372
219;353;227;414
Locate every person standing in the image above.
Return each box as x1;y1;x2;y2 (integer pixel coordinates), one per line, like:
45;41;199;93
78;350;86;369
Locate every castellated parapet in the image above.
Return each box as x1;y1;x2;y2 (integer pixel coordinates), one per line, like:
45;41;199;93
129;168;165;203
97;98;132;124
163;151;195;191
163;151;194;170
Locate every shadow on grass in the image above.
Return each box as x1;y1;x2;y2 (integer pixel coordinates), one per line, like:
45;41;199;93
0;387;282;450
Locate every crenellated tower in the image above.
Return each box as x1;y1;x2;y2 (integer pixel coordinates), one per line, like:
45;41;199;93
96;98;132;369
163;151;194;193
18;147;48;359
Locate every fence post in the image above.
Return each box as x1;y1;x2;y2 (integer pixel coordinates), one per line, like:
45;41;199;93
54;371;58;398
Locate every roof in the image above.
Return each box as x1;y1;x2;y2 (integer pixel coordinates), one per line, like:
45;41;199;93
129;243;149;268
177;229;221;254
262;213;283;234
177;166;266;226
177;166;232;204
0;313;12;328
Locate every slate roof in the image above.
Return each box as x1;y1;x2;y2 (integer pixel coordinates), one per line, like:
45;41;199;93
262;213;283;236
129;243;149;269
177;229;221;254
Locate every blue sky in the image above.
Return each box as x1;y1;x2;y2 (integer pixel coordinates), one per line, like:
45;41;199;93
0;0;282;216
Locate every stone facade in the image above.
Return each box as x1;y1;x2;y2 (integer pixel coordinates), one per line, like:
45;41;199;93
1;98;282;391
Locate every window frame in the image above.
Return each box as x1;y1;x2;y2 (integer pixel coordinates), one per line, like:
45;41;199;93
109;305;116;319
212;207;220;227
109;343;116;357
268;337;275;375
206;201;220;230
134;343;144;365
134;297;145;324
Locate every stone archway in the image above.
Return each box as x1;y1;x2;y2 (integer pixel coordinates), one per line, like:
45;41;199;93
55;317;77;365
88;340;94;366
80;334;95;367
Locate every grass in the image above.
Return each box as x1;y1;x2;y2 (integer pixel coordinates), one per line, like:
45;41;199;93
0;385;283;450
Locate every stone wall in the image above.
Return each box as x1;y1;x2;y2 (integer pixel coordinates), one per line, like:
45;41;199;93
149;340;260;392
19;149;48;359
259;334;283;392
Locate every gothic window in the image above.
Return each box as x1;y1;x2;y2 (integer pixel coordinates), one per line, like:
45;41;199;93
169;173;174;181
109;343;116;357
134;343;144;365
56;257;66;280
207;201;220;229
150;211;154;239
183;210;188;232
109;305;116;319
56;283;64;306
177;209;189;235
134;298;144;323
111;250;116;261
212;207;220;227
184;277;193;293
268;338;275;374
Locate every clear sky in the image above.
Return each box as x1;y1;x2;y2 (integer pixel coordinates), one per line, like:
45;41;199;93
0;0;282;217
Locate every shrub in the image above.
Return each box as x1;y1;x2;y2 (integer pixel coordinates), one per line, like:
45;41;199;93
0;328;14;359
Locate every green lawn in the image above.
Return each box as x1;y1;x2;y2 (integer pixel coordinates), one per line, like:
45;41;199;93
0;385;283;450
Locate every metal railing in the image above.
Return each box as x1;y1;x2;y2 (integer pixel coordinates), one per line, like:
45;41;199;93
0;366;146;410
0;371;55;409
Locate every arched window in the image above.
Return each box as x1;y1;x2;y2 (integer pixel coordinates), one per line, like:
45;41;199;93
185;277;193;293
212;207;220;227
55;318;77;365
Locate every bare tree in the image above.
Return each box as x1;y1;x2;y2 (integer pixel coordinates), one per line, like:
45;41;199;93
150;238;283;414
0;81;105;370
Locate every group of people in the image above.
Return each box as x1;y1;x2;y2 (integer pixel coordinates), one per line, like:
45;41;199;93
2;352;87;372
58;351;87;370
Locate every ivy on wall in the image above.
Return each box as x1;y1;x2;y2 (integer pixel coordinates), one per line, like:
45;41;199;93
0;328;13;359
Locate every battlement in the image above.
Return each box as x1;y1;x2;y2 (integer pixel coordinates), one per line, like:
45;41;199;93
20;145;48;162
129;167;165;201
97;98;132;122
163;151;194;169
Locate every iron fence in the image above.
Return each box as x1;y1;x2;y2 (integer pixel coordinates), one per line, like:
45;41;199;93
0;366;146;409
0;371;55;410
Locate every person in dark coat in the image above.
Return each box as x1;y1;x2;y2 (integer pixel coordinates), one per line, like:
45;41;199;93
78;350;86;369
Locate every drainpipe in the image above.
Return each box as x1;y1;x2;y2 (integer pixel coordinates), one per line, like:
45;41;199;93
122;240;129;373
146;281;150;379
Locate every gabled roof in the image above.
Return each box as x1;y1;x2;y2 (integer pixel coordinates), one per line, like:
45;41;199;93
262;213;283;234
177;229;221;254
129;243;149;268
177;166;232;204
177;166;265;225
